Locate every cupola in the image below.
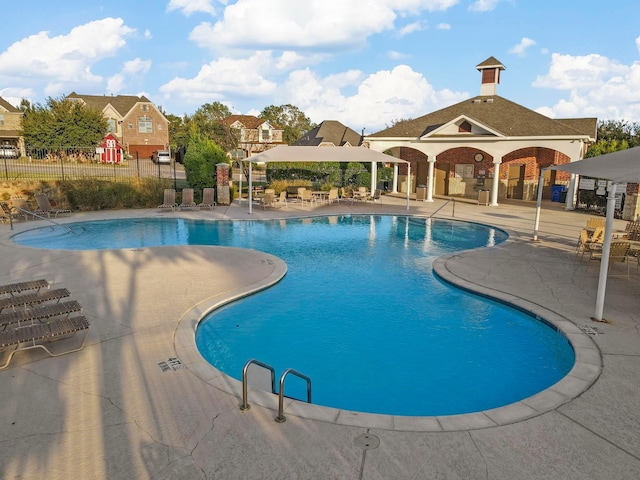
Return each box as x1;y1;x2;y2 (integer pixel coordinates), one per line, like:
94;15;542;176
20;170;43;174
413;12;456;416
476;57;506;96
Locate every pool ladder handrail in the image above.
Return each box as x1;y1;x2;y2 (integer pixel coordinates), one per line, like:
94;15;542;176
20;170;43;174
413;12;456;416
240;359;312;423
11;206;73;232
429;198;455;218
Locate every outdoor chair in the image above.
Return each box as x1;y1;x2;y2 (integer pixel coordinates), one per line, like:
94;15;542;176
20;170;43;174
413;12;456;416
198;188;216;210
34;193;71;218
577;227;604;260
0;279;50;297
1;202;24;223
273;191;287;208
340;187;354;204
158;189;177;211
260;191;276;209
10;196;36;220
589;241;631;279
0;315;90;370
179;188;197;210
326;188;339;204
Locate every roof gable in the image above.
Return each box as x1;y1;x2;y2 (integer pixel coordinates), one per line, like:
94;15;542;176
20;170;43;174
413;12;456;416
223;115;275;130
67;92;158;118
422;115;504;138
0;97;19;113
370;95;596;139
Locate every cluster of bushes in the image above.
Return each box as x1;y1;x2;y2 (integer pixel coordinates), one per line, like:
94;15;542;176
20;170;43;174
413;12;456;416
59;178;171;210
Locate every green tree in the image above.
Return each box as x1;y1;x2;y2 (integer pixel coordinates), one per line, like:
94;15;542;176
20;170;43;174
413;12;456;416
191;102;238;151
21;97;107;151
183;134;229;190
586;119;640;157
259;104;315;144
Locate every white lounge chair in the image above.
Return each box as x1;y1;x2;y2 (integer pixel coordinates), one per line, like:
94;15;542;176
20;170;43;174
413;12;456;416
180;188;197;210
158;189;177;211
198;188;216;210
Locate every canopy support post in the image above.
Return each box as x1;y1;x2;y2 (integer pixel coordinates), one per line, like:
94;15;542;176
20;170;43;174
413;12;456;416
533;168;547;242
594;183;617;322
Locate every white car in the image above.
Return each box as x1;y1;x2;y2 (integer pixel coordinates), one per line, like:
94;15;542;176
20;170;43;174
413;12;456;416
0;145;19;159
152;150;171;164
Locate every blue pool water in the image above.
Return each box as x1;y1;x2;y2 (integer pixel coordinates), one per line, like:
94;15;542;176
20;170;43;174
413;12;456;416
13;215;575;416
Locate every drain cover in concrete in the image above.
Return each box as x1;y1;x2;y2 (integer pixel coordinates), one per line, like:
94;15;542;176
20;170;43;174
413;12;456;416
354;433;380;450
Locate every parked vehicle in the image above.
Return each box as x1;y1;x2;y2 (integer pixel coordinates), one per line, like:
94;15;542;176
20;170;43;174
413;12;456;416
152;150;171;164
0;145;19;159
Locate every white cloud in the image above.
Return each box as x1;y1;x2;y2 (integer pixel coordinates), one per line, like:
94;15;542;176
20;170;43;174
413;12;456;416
189;0;459;52
468;0;501;12
388;50;409;60
167;0;217;16
533;53;628;90
398;21;425;36
436;23;451;30
284;64;468;131
0;87;34;108
144;29;152;40
107;58;152;94
636;35;640;54
0;18;134;95
535;52;640;121
160;52;278;105
509;37;536;57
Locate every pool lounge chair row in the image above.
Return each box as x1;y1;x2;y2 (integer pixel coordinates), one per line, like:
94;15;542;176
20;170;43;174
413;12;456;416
159;188;216;211
0;279;90;369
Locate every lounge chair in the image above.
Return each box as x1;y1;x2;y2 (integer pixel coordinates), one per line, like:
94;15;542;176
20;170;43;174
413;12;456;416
365;189;382;203
1;202;24;223
179;188;197;210
34;193;72;218
0;288;70;313
340;187;354;204
299;188;314;205
589;241;631;279
198;188;216;210
158;189;177;211
0;279;50;297
0;315;90;370
10;196;37;220
0;300;82;330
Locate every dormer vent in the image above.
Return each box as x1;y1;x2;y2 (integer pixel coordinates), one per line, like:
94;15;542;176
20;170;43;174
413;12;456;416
472;99;482;104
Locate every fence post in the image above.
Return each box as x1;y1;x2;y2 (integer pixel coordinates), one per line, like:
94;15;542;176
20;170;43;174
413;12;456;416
60;157;65;181
3;157;8;180
136;152;140;178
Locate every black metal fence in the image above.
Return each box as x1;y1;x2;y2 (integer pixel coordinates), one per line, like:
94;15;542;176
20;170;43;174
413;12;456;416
1;147;183;183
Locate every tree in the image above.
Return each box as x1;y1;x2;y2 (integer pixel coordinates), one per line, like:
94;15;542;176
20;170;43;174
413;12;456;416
259;104;315;144
21;97;107;151
182;134;229;190
586;119;640;157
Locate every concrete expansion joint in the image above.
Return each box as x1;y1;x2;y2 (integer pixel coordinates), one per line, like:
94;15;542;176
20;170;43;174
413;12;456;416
467;431;490;479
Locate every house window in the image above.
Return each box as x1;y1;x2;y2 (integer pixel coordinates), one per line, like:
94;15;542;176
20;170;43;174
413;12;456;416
106;119;116;133
261;128;271;141
0;114;4;126
142;104;148;112
128;122;133;129
138;117;153;133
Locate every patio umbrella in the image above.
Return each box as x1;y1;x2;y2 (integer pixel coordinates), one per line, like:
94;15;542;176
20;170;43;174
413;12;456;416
534;146;640;321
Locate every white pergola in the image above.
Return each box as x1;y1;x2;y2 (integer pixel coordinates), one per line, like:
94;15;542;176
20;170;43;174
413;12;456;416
244;146;411;214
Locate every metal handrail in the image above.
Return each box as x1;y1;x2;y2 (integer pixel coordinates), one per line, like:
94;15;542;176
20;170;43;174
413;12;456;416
275;368;312;423
239;358;276;411
12;207;73;232
429;198;455;218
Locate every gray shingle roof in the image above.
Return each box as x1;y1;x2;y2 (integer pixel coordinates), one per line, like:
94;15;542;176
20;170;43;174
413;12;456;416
293;120;362;146
0;97;19;113
369;95;596;139
67;92;153;116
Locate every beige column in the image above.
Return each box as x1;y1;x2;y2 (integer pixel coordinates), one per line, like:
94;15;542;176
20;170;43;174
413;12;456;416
490;158;501;206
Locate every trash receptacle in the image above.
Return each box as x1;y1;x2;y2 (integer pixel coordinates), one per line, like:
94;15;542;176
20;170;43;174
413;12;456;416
478;189;490;205
551;185;566;202
416;185;427;201
559;190;568;203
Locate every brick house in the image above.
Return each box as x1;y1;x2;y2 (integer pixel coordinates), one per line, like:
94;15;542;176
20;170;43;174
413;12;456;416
67;92;169;160
366;57;597;207
221;115;284;160
0;97;24;155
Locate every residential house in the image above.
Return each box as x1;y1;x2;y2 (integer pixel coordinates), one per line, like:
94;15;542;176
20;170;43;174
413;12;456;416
221;115;284;160
293;120;362;147
0;97;24;156
67;92;170;160
366;57;597;207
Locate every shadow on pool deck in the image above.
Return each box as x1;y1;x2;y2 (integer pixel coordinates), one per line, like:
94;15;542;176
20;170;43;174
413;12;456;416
1;196;639;479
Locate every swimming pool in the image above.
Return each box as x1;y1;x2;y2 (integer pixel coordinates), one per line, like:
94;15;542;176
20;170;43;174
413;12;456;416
13;215;575;416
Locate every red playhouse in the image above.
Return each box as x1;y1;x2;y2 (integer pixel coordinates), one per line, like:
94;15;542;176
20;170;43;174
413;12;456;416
99;134;123;164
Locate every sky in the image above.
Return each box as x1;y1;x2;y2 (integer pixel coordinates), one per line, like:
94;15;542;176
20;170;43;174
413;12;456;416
1;0;640;133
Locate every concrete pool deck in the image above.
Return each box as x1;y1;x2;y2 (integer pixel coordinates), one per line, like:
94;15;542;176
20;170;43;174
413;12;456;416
1;196;639;479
